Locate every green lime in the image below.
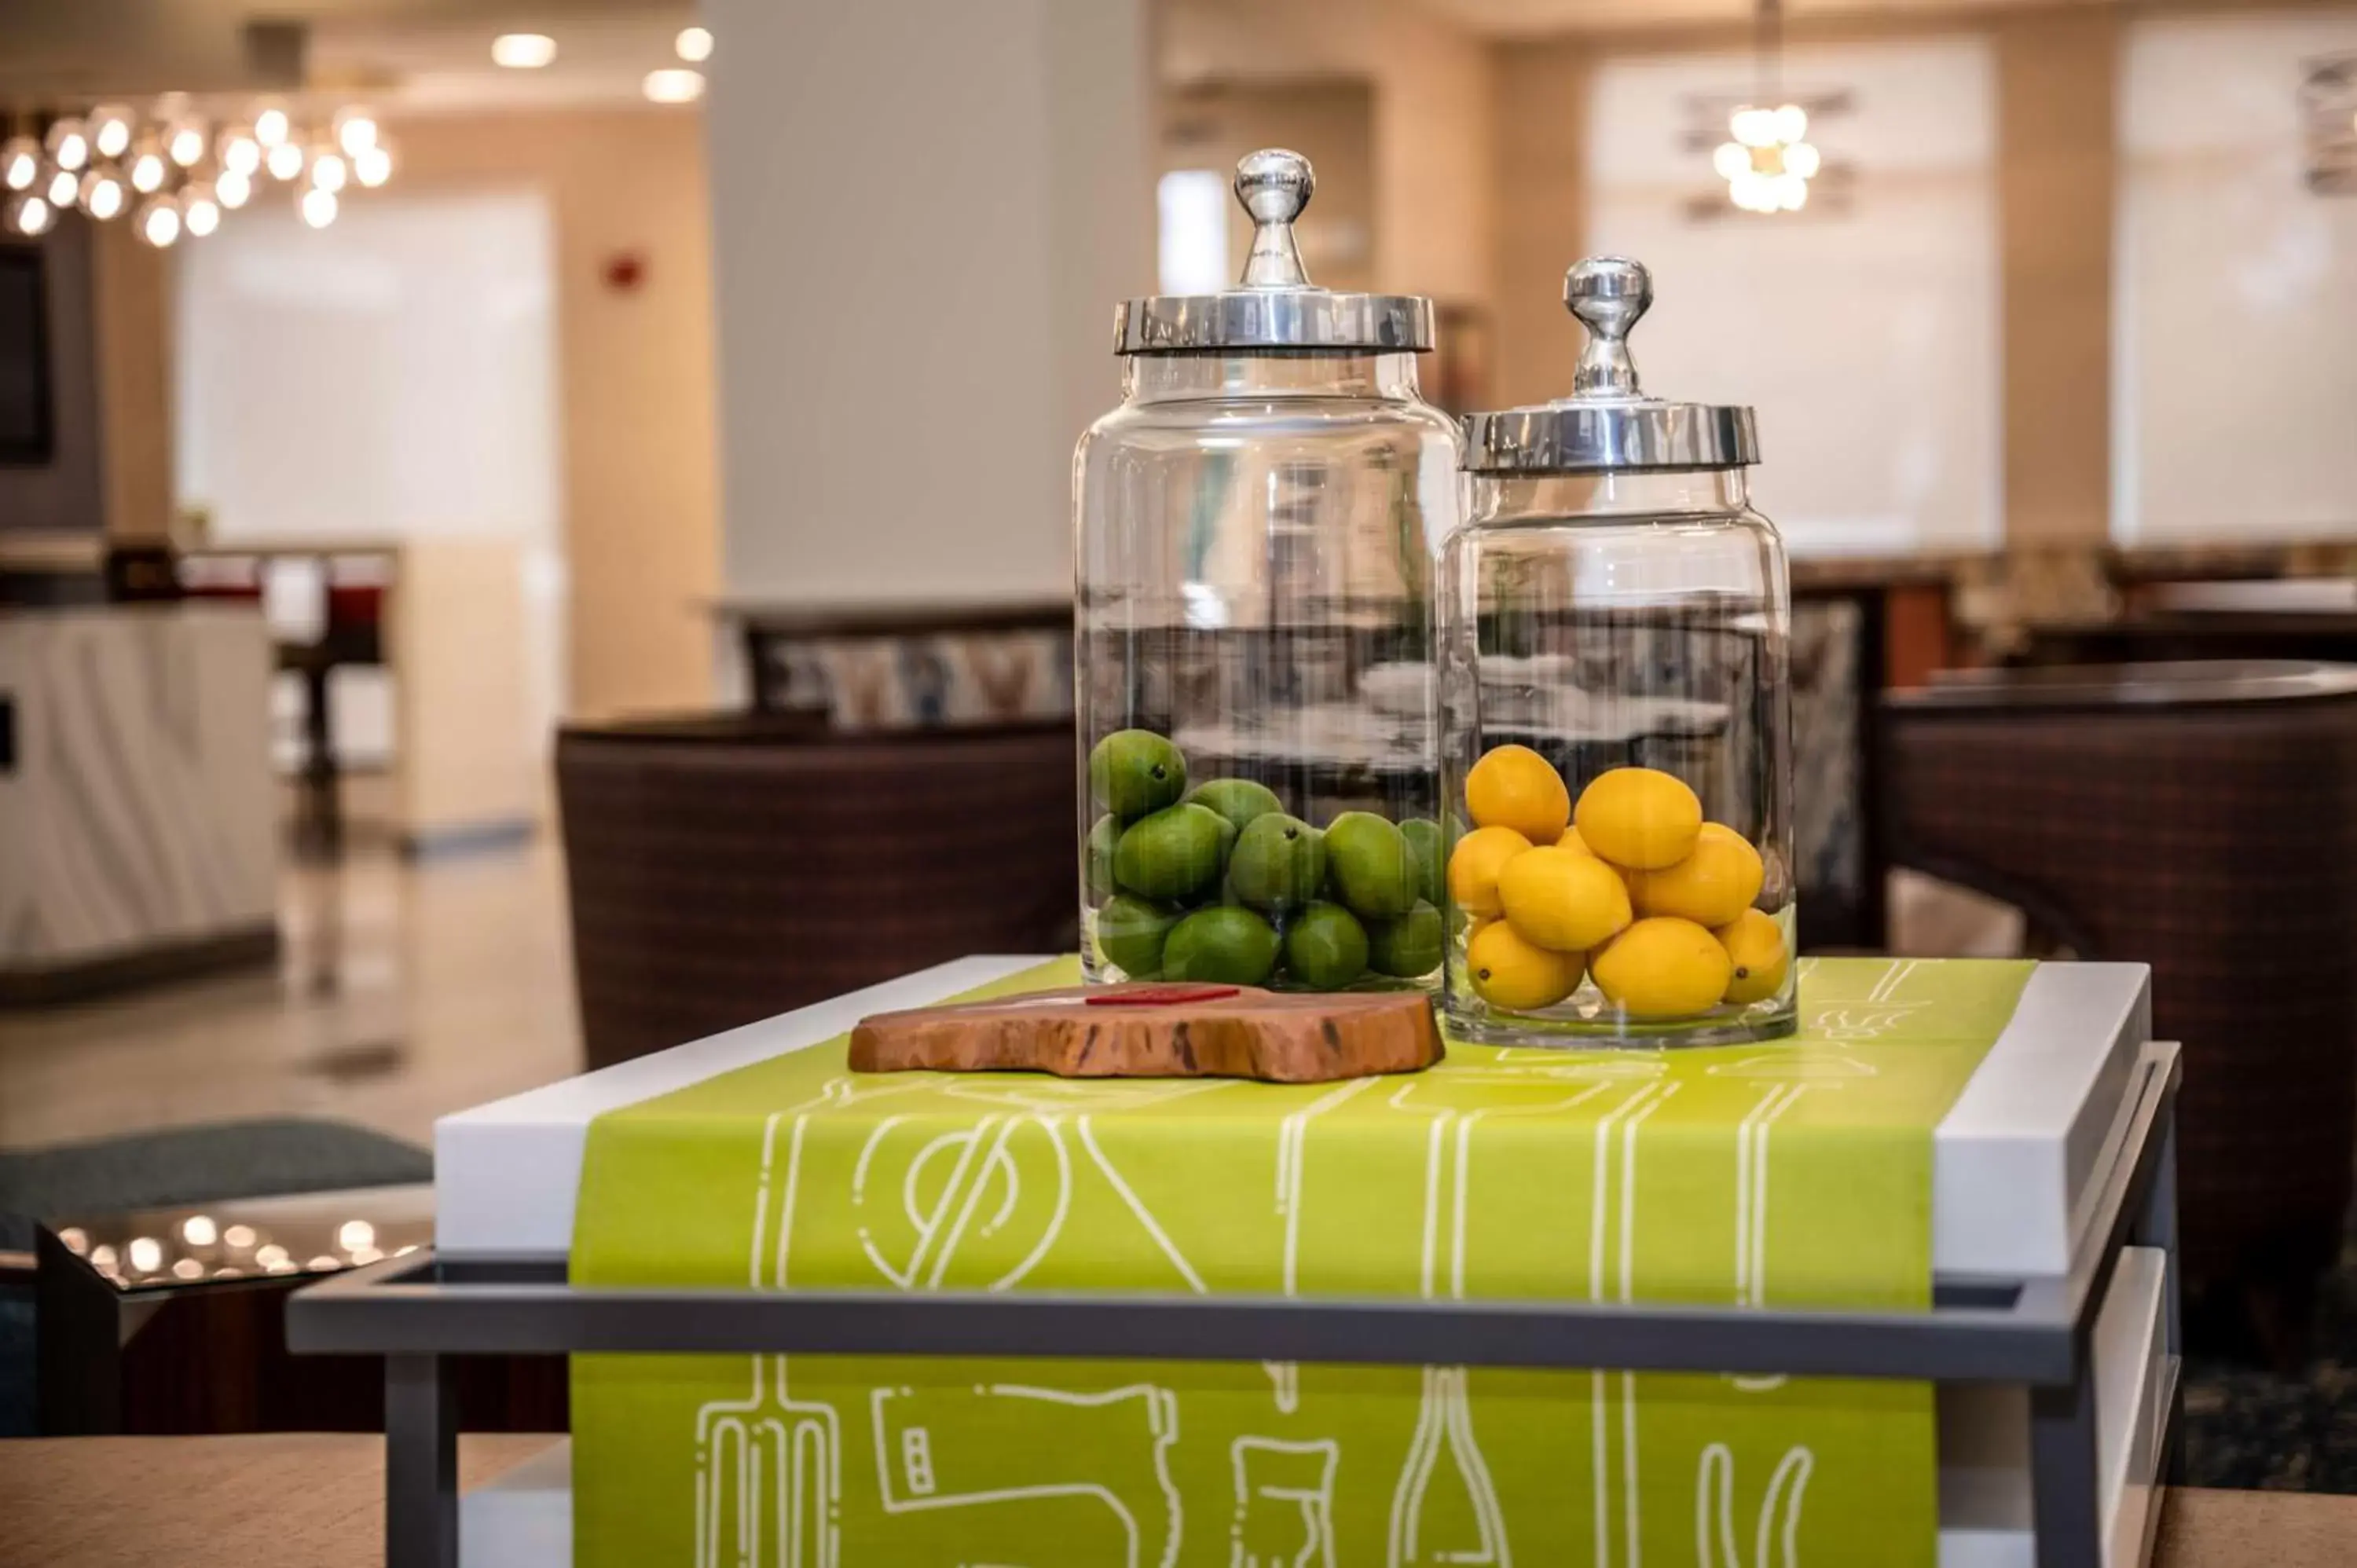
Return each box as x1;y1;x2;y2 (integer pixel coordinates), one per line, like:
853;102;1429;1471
1095;894;1179;978
1113;802;1229;901
1186;779;1284;837
1399;817;1443;907
1087;814;1120;898
1226;814;1326;912
1089;729;1187;820
1285;902;1369;989
1324;811;1417;919
1367;899;1444;978
1161;907;1280;986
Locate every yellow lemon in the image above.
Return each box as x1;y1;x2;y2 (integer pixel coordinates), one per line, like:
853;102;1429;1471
1465;919;1584;1012
1628;822;1765;928
1560;826;1590;855
1589;916;1733;1018
1498;845;1632;954
1573;767;1703;870
1716;909;1791;1005
1445;826;1534;918
1464;745;1570;844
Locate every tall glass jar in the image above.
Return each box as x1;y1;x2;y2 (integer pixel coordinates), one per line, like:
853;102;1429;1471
1439;258;1796;1046
1073;150;1461;992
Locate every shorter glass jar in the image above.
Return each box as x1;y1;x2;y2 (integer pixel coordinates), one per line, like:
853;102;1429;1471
1438;258;1797;1046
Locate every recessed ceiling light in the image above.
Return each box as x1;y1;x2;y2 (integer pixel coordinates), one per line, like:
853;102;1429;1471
492;33;558;69
643;68;705;104
676;26;713;64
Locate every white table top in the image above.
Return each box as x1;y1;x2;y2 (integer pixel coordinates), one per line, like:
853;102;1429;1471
434;955;2154;1280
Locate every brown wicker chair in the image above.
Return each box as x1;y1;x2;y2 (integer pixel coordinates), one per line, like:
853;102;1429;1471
556;716;1077;1071
1882;661;2357;1362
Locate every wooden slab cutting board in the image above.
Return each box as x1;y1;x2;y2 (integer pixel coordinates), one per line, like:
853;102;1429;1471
849;983;1444;1083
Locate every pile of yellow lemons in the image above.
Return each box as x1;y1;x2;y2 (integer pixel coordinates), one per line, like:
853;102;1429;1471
1446;745;1791;1017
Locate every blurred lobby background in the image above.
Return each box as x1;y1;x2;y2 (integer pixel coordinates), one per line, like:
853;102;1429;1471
4;0;2357;1491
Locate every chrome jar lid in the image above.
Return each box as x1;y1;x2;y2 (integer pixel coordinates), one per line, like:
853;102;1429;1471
1113;148;1433;355
1463;256;1758;473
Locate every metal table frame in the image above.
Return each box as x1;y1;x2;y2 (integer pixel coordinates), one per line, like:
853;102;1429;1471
291;1045;2180;1568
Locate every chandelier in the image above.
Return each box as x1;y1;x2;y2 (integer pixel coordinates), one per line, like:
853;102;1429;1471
1;95;395;244
1712;0;1820;214
1714;104;1820;214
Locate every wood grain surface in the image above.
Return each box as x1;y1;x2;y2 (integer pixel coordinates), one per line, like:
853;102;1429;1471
849;983;1445;1083
0;1433;557;1568
0;1439;2350;1568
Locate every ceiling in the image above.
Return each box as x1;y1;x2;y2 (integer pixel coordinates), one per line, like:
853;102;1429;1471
1404;0;2106;37
0;0;2131;111
0;1;697;110
308;11;699;112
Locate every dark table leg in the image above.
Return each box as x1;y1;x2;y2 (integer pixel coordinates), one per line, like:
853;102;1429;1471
296;658;343;860
385;1354;458;1568
2139;1111;2183;1486
2029;1357;2103;1568
2137;1113;2180;1363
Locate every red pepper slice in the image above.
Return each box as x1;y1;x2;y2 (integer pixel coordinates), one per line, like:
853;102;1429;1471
1086;984;1241;1007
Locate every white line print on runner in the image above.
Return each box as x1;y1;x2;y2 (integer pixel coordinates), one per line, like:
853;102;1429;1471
1732;1083;1807;1309
1377;1067;1637;1567
1582;1077;1681;1568
849;1111;1076;1294
1391;1365;1507;1567
1696;1444;1814;1568
696;1072;1210;1568
695;1354;841;1568
870;1381;1184;1568
1269;1076;1381;1412
1080;1113;1210;1295
697;1081;915;1568
1231;1436;1341;1568
1802;955;1930;1042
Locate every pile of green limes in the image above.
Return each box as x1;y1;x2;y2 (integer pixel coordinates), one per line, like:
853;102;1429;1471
1087;728;1442;991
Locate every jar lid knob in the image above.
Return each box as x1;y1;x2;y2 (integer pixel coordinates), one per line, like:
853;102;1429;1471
1235;148;1314;289
1565;255;1653;398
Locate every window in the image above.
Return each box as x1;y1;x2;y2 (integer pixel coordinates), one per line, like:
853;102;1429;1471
1157;168;1230;296
1586;39;2001;556
2113;13;2357;544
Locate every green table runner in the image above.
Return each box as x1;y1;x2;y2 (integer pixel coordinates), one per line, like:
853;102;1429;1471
573;955;2033;1566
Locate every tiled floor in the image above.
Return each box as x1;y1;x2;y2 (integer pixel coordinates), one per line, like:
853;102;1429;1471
0;831;581;1153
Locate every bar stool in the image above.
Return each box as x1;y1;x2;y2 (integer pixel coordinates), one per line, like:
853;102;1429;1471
1883;661;2357;1364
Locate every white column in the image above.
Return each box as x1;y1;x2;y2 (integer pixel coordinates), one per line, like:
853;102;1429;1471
702;0;1153;608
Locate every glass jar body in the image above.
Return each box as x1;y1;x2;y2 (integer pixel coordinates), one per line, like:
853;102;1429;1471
1437;469;1798;1046
1073;352;1462;991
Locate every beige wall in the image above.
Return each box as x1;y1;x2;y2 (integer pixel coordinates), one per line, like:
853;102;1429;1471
1162;81;1377;293
1492;37;1595;411
702;0;1153;610
1162;0;1497;310
387;109;720;720
1483;5;2132;548
91;223;175;542
389;539;536;844
1995;8;2117;548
